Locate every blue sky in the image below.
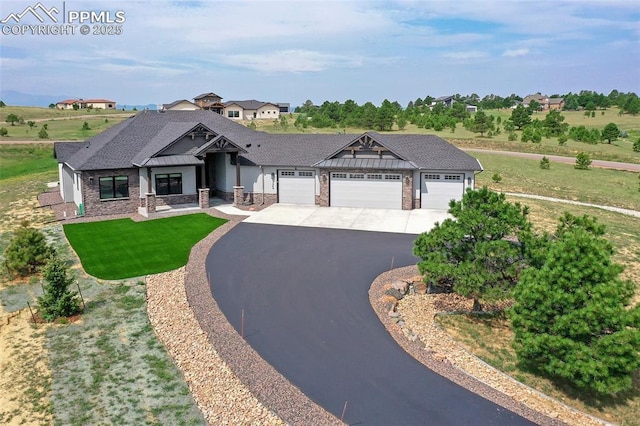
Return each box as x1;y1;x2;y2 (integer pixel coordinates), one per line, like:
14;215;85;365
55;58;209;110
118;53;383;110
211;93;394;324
0;0;638;108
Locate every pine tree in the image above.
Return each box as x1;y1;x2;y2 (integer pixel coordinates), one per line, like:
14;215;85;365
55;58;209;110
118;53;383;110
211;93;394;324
38;256;82;322
511;217;640;395
4;221;54;277
414;187;530;311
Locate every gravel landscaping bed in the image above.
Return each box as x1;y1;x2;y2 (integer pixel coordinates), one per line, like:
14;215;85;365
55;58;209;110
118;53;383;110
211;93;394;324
150;209;340;425
370;266;612;426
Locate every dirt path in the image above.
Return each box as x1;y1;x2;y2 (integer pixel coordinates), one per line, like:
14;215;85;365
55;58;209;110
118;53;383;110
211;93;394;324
464;148;640;172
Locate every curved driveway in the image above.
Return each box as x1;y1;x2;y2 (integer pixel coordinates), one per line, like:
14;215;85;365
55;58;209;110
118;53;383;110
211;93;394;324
207;223;533;425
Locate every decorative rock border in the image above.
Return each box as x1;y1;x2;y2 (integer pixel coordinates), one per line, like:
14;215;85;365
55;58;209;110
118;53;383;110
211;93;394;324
369;265;613;426
181;211;341;425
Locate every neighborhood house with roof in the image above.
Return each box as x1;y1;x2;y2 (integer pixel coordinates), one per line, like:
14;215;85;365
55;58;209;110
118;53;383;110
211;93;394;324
54;110;482;218
163;92;289;120
56;99;117;110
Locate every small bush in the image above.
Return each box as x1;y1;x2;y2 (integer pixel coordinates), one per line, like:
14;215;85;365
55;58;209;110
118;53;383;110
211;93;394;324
4;221;54;277
557;135;567;145
539;156;550;170
575;152;592;170
38;256;82;322
492;173;502;183
38;128;49;139
508;132;518;141
633;138;640;152
0;127;7;136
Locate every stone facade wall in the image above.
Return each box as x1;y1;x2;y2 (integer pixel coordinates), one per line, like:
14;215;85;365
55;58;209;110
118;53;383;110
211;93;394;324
82;169;140;217
318;171;329;207
245;192;277;206
214;189;234;201
198;189;210;209
156;194;198;206
401;171;413;210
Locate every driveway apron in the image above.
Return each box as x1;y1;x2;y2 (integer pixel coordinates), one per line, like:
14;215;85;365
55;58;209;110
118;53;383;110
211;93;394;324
207;223;533;425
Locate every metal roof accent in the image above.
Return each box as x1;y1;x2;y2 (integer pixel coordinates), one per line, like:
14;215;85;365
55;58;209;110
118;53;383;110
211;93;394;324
142;155;204;167
314;158;417;169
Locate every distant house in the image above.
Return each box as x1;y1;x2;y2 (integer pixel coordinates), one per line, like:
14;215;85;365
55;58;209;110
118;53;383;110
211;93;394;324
431;95;477;113
522;93;563;110
224;100;281;120
56;99;116;110
193;92;224;114
548;98;565;110
278;103;290;113
431;96;456;108
162;99;201;111
164;92;288;119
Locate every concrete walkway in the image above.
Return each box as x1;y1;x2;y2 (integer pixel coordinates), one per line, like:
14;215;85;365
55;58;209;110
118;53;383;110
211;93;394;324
241;204;451;234
465;148;640;172
505;192;640;218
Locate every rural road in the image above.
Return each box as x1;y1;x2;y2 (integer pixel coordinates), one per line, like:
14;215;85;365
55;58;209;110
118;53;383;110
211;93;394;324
208;223;533;425
464;148;640;172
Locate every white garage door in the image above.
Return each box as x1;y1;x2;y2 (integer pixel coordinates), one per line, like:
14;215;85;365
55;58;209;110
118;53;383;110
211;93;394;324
330;172;402;209
278;170;316;205
421;173;464;210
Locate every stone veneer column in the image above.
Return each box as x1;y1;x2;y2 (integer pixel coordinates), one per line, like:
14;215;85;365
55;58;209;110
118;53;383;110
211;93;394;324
145;193;156;214
198;188;210;209
318;171;329;207
233;186;244;206
402;172;413;210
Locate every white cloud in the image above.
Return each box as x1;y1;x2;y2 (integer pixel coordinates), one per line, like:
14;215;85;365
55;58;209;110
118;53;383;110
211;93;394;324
218;49;395;73
503;48;529;58
442;50;487;61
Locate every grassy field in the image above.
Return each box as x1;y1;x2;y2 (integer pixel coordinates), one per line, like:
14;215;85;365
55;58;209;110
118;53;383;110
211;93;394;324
2;104;638;161
0;144;58;233
1;105;130;120
0;227;206;425
474;152;640;211
64;214;227;280
1;105;132;140
257;108;640;164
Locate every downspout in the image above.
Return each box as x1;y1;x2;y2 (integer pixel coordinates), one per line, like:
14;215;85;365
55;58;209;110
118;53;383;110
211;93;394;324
260;165;265;205
473;158;484;190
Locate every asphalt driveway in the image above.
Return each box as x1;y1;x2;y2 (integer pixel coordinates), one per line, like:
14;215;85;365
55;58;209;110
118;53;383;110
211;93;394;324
207;223;533;425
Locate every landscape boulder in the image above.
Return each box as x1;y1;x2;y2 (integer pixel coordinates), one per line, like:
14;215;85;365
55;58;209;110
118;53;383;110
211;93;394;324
391;280;409;294
385;288;404;301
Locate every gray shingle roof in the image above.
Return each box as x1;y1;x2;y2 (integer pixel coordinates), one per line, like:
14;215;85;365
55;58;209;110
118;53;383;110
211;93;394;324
372;133;482;170
193;92;221;100
162;99;200;110
224;100;277;110
55;110;481;172
53;141;84;163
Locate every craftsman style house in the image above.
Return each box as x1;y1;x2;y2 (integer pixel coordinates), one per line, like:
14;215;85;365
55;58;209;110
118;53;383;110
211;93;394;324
54;110;482;217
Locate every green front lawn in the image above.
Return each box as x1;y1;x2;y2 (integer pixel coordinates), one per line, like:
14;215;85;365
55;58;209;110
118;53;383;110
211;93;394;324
64;214;227;279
